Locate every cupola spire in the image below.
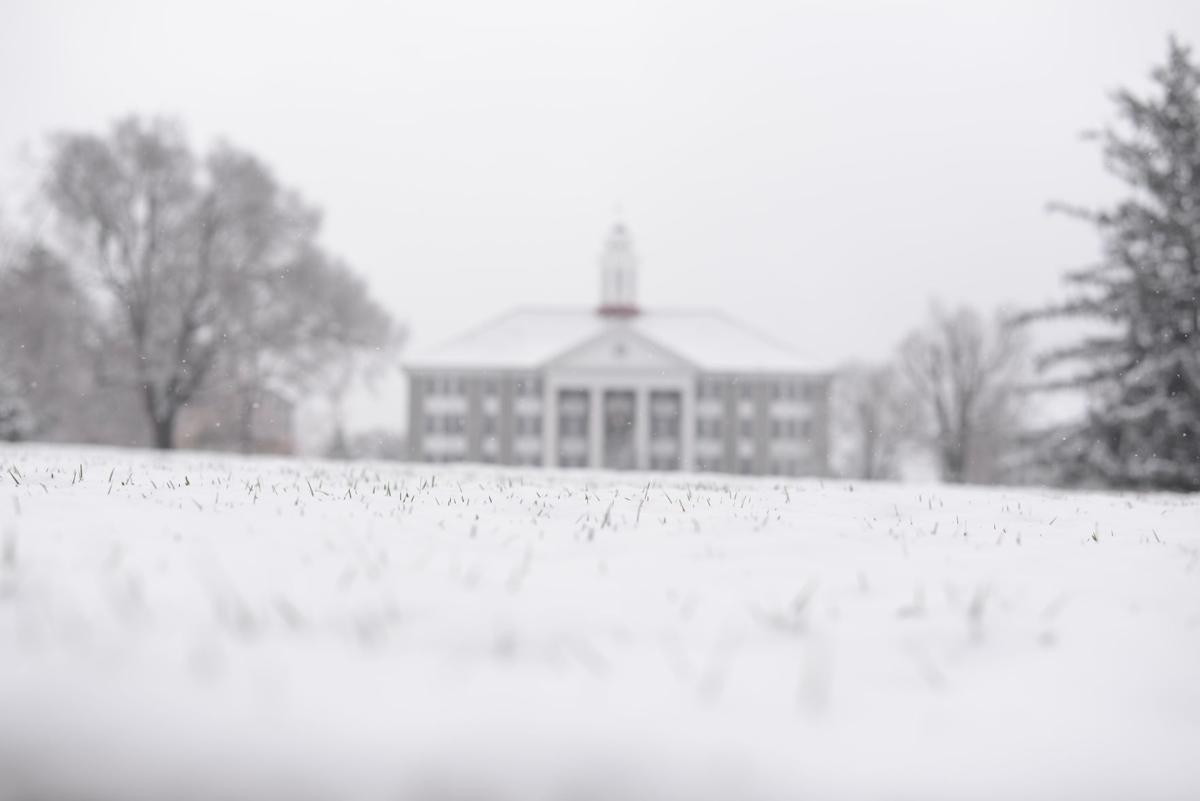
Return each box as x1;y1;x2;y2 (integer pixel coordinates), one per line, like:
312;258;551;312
598;222;639;317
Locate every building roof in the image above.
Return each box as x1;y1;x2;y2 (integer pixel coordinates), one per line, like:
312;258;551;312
404;307;826;374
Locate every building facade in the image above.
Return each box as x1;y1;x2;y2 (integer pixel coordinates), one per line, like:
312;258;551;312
404;225;832;476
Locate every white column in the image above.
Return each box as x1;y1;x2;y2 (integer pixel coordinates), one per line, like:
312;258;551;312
635;387;650;470
543;379;556;468
681;376;696;472
588;385;603;469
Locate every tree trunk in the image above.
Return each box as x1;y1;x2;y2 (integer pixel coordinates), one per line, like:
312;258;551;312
942;440;967;483
237;387;256;454
151;412;176;450
142;383;178;450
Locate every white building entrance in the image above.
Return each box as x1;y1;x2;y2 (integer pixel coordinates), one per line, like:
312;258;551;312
603;390;637;470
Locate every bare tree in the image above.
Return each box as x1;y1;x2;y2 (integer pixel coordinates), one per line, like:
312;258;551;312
218;243;398;452
46;118;222;447
899;305;1028;484
832;362;919;480
42;116;395;449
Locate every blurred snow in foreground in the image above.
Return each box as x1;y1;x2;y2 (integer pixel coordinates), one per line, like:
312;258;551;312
0;445;1197;801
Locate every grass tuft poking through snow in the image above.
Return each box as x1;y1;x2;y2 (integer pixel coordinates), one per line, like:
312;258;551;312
0;444;1198;801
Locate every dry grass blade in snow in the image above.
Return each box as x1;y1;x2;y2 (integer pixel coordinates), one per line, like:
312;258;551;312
0;445;1198;801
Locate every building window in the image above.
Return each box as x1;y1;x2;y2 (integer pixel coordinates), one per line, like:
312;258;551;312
602;390;637;470
740;418;753;437
649;391;680;442
698;379;723;400
516;376;542;398
515;416;543;437
557;388;589;467
738;458;754;474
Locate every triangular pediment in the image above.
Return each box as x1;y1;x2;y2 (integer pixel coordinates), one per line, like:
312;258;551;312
546;324;696;373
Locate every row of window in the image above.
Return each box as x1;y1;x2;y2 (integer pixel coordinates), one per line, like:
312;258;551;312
429;415;810;440
557;418;681;440
421;376;819;404
425;415;542;436
695;417;813;439
515;416;542;436
419;374;543;398
425;415;465;434
696;379;820;402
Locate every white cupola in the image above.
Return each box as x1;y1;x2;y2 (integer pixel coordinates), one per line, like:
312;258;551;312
598;223;639;317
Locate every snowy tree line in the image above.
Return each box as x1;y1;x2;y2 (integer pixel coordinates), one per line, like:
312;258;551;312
835;39;1200;492
832;305;1030;485
0;116;399;451
2;40;1198;490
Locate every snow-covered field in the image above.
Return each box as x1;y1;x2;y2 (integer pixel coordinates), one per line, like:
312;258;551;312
0;445;1197;801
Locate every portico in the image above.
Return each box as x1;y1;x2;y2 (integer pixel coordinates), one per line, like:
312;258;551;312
542;323;696;470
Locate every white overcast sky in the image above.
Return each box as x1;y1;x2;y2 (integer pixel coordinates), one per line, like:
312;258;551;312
2;0;1198;426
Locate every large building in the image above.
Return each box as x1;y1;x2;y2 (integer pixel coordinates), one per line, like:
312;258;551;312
404;225;832;476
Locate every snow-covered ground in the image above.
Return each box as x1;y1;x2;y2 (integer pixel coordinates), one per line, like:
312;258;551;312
0;445;1197;801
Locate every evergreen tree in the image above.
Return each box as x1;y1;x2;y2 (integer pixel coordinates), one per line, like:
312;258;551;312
1032;39;1200;491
